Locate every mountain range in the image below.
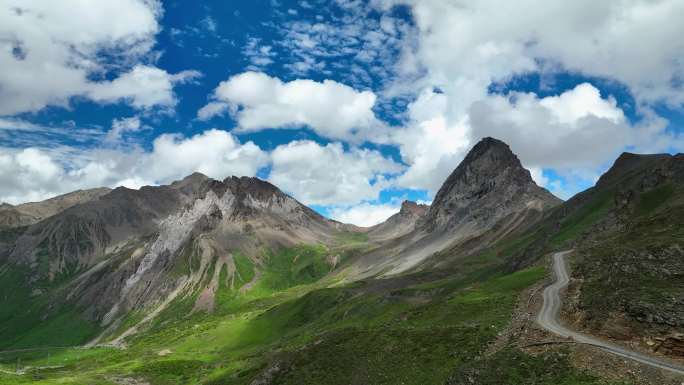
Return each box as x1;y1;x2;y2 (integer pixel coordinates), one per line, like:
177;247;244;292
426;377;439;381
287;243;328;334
0;137;682;385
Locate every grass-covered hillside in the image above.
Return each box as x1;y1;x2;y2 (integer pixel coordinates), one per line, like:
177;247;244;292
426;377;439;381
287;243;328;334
489;153;684;350
3;152;681;384
0;235;629;385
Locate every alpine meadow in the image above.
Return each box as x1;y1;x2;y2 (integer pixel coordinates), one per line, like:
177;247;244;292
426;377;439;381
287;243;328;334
1;1;684;385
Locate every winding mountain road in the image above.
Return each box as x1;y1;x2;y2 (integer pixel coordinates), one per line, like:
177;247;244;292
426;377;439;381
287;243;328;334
537;251;684;376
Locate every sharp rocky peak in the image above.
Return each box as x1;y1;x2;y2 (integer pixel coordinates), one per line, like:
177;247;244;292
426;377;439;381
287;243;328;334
611;152;673;172
463;137;517;162
399;200;429;217
166;173;284;204
223;176;283;201
172;171;211;186
168;172;212;195
430;137;538;208
423;137;560;231
451;137;528;180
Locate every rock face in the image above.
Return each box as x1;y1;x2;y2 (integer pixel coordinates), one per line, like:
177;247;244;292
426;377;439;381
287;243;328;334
352;137;561;277
656;334;684;357
1;173;350;340
0;204;28;229
367;200;429;241
422;137;560;233
8;175;336;276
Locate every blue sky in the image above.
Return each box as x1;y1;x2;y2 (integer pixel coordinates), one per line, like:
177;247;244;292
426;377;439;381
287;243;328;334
1;0;683;226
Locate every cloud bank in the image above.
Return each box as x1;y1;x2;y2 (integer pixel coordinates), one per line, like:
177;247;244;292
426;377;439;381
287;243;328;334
3;1;684;226
198;72;385;143
0;0;198;115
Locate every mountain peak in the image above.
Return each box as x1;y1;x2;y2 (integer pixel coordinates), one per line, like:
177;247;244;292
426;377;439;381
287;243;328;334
167;172;214;198
460;137;519;169
171;172;211;187
367;200;429;241
399;200;429;216
613;152;671;167
596;152;673;188
424;137;560;231
430;137;535;210
187;171;210;180
471;136;511;151
223;176;282;200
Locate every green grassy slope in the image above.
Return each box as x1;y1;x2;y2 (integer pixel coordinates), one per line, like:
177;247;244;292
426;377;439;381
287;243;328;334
0;243;627;385
480;153;684;341
0;265;100;349
5;152;682;383
445;348;631;385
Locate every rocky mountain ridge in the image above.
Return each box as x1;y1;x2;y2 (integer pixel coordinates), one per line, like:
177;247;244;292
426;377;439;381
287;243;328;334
1;136;564;348
567;152;684;357
3;138;681;362
0;173;357;346
0;188;111;229
367;200;429;241
2;139;684;385
349;137;561;277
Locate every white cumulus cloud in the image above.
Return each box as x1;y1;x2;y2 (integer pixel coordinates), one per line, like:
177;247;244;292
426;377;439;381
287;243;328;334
106;117;142;142
468;83;680;177
391;88;471;192
269;140;404;205
383;0;684;108
0;1;197;115
198;72;386;143
329;203;401;227
88;66;202;111
0;130;269;204
144;129;269;183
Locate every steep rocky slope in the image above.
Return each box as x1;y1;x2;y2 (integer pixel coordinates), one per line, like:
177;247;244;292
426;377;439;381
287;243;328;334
0;173;358;347
350;137;561;277
423;137;559;231
367;200;429;241
566;153;684;358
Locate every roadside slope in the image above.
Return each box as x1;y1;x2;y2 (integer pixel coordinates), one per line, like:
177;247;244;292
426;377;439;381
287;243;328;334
538;251;684;376
487;152;684;361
